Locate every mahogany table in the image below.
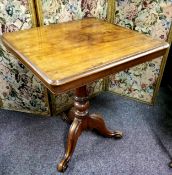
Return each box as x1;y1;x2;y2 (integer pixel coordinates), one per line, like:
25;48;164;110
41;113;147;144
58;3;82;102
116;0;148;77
2;18;169;172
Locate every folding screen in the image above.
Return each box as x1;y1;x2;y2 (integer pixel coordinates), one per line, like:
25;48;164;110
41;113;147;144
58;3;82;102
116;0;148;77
1;0;171;115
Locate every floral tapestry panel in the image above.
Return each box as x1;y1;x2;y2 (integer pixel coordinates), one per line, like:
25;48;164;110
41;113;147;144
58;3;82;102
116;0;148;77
40;0;108;25
81;0;108;19
0;1;49;115
51;79;104;115
0;0;33;34
0;41;49;114
108;0;172;103
108;57;163;103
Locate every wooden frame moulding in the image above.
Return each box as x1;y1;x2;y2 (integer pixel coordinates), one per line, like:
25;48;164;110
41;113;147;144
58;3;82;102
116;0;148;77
34;0;44;26
107;0;115;23
28;0;37;27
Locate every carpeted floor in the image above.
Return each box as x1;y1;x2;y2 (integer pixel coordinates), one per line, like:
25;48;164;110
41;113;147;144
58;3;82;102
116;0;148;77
0;88;172;175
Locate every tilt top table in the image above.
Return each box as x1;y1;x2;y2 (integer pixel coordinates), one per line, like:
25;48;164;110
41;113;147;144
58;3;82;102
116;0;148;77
2;18;169;172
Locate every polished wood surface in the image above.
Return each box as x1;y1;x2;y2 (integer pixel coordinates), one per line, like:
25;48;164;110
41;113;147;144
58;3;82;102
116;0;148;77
2;18;169;94
57;85;123;172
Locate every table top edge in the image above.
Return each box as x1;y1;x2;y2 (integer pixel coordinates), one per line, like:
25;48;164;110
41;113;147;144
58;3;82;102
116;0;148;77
3;35;168;87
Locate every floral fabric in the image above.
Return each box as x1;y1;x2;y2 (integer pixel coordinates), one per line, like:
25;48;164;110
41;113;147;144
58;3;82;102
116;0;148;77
0;0;32;34
41;0;108;25
82;0;108;19
108;0;172;103
0;0;49;114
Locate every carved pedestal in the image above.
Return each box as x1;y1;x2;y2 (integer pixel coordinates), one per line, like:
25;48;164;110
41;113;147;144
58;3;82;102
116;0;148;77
57;85;123;172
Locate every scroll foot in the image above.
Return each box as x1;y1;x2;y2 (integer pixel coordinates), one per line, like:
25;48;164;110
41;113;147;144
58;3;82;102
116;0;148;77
88;113;123;139
58;160;68;172
57;118;85;172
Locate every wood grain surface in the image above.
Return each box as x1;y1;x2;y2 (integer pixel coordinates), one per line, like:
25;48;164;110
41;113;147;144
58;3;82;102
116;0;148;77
2;18;169;94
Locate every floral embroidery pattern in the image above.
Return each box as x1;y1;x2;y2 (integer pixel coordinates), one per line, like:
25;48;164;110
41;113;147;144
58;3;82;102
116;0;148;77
0;0;32;34
41;0;108;25
0;0;49;114
108;0;172;103
81;0;107;19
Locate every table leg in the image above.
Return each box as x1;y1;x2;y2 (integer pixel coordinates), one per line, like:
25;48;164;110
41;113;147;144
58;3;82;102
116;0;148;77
57;85;123;172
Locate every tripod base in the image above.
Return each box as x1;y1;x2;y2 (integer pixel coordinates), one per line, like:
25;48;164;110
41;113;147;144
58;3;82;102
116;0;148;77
57;86;123;172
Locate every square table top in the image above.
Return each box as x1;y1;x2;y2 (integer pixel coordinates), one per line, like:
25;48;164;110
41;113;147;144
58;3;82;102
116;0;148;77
2;18;169;94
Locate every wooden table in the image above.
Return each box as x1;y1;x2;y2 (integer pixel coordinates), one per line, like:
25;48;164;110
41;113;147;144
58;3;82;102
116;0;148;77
2;18;169;172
